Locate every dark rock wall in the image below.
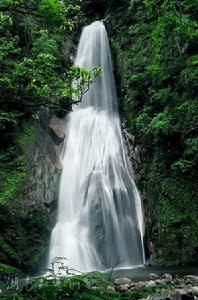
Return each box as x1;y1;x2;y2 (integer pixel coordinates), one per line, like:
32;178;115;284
0;110;65;273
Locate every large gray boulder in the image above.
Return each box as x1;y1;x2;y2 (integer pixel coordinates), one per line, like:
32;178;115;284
114;277;132;286
162;274;173;283
117;284;130;292
149;273;160;280
191;286;198;296
145;280;157;287
185;276;198;284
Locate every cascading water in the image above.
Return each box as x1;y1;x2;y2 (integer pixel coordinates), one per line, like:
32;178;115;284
49;21;145;272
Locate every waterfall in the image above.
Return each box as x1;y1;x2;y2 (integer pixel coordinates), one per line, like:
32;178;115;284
49;21;145;272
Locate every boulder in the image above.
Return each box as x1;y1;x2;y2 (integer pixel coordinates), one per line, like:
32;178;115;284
131;281;145;289
114;278;132;285
185;276;198;284
149;273;160;280
49;116;65;140
162;274;173;283
131;281;144;288
145;280;156;287
191;287;198;296
153;293;175;300
117;284;130;292
175;288;188;295
155;279;167;285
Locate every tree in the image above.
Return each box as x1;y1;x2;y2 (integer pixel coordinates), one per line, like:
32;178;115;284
100;255;126;281
0;0;100;128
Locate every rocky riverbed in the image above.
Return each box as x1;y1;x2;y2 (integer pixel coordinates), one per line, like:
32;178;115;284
114;274;198;299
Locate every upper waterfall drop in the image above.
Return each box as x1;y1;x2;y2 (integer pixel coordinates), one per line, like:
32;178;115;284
75;21;117;111
49;21;145;272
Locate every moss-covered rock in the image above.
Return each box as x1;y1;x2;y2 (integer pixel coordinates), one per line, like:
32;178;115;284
0;111;64;273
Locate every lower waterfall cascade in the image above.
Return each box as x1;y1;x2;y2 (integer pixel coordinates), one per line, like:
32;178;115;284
48;21;145;272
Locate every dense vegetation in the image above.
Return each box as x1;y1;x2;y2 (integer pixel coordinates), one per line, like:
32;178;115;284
0;0;99;273
1;269;173;300
107;0;198;264
0;0;197;278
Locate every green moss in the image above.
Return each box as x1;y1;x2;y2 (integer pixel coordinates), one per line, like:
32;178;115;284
0;120;51;273
0;239;20;261
16;122;37;148
0;121;37;204
0;204;50;272
0;262;21;274
0;153;26;204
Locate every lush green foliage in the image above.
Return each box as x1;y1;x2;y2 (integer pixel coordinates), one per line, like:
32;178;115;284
0;122;37;204
0;0;100;128
0;194;51;272
0;262;21;274
0;153;26;203
1;270;173;300
5;272;118;300
109;0;198;264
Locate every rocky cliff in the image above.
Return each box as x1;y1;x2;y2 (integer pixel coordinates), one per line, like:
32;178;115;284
0;109;65;273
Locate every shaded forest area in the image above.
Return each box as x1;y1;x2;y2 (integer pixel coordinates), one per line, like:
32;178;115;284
107;0;198;265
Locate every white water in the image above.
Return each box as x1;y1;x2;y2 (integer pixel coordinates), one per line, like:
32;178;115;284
49;21;145;272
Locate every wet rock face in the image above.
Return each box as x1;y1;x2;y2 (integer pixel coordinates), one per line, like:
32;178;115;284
23;112;65;218
21;113;65;254
122;122;141;177
0;109;66;273
49;116;65;147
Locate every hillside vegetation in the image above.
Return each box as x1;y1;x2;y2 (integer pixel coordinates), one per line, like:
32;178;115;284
107;0;198;264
